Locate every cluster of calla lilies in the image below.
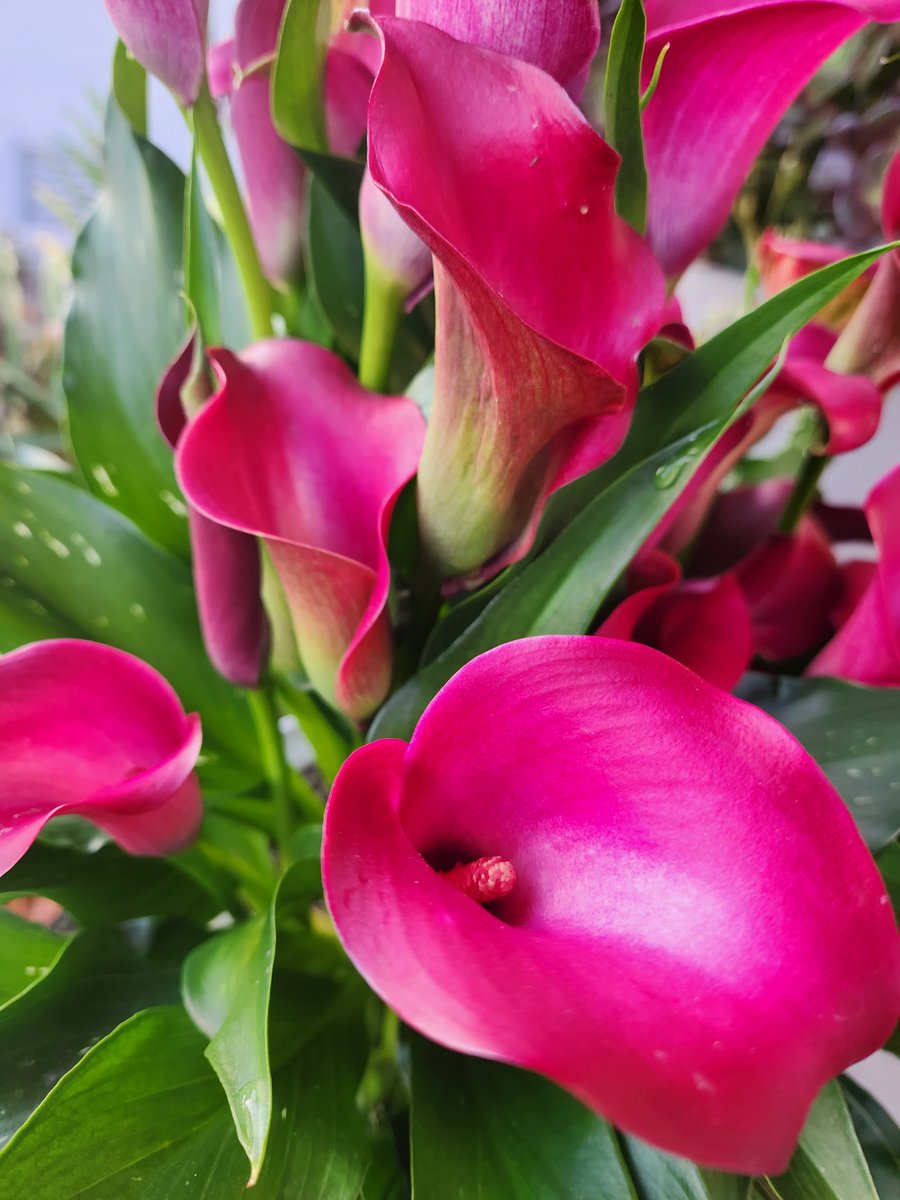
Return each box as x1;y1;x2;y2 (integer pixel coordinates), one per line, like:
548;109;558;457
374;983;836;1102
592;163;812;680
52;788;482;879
2;0;900;1179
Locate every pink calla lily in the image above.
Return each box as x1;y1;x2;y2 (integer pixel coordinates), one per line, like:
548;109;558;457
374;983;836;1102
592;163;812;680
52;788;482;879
828;150;900;389
176;340;425;720
0;640;203;876
596;550;752;690
104;0;209;107
393;0;601;91
157;338;269;690
642;0;900;277
810;465;900;685
362;15;667;577
757;230;873;331
323;636;900;1173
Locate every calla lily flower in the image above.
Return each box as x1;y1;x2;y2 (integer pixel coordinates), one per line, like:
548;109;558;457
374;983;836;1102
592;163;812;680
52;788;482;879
393;0;601;92
157;338;270;690
176;340;425;720
655;327;882;558
211;0;373;285
323;636;900;1173
810;465;900;685
827;150;900;389
642;0;900;277
757;230;873;331
596;550;752;690
0;640;203;876
104;0;208;107
362;16;667;577
692;482;844;665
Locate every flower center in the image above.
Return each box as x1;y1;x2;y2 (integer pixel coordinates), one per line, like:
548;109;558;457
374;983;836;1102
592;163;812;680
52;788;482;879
438;855;517;904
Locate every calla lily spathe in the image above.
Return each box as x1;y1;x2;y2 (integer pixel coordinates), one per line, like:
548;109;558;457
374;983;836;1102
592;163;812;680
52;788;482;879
393;0;600;91
810;465;900;685
176;340;425;720
104;0;209;106
642;0;900;277
362;15;667;578
157;338;270;690
0;639;203;876
323;635;900;1173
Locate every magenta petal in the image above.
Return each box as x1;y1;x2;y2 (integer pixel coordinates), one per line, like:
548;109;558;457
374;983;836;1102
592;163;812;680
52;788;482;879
324;638;900;1171
176;340;424;719
642;0;899;276
393;0;601;89
0;640;203;875
738;517;842;662
157;340;269;690
365;16;666;574
104;0;208;106
324;636;900;1172
777;354;882;455
810;465;900;685
597;551;752;689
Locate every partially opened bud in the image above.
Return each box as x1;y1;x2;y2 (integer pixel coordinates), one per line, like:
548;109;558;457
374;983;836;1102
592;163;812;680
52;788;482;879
104;0;209;106
360;166;433;306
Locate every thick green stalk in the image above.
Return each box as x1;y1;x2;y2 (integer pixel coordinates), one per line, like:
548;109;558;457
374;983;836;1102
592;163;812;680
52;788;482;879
247;686;296;866
358;258;406;393
778;451;829;534
192;84;274;341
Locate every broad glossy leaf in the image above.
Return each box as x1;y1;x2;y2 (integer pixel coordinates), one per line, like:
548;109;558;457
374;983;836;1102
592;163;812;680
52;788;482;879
0;840;222;926
182;913;276;1183
842;1078;900;1200
372;244;894;741
64;102;188;555
739;675;900;853
0;932;179;1147
620;1137;751;1199
603;0;648;233
0;911;65;1006
0;1006;373;1198
764;1082;878;1200
411;1038;638;1199
878;840;900;917
0;466;259;787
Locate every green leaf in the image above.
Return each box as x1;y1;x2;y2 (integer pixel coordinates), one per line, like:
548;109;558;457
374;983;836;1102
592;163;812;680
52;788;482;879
273;0;329;153
411;1038;638;1199
738;675;900;852
308;174;366;357
0;911;65;1007
0;932;179;1148
619;1137;751;1200
0;840;223;926
764;1082;878;1200
603;0;648;233
372;243;895;742
182;913;276;1183
877;839;900;917
64;102;188;555
0;1005;373;1198
842;1077;900;1200
112;41;147;136
0;466;259;787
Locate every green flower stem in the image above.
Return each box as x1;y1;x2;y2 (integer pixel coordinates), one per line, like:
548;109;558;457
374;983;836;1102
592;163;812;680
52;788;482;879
358;259;406;392
247;686;296;866
778;451;829;534
192;84;274;341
